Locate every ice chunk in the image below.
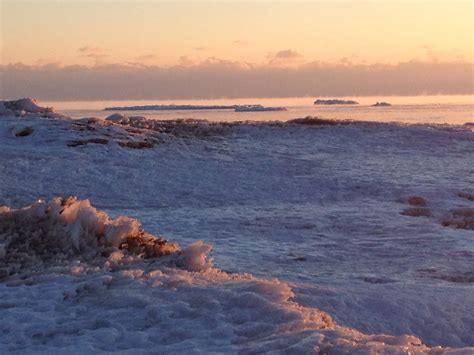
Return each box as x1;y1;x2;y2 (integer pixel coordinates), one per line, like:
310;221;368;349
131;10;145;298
2;98;52;114
105;113;130;124
105;216;140;247
176;241;213;272
0;98;65;118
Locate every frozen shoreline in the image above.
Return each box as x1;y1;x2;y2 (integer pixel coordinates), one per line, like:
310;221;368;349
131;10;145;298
1;99;473;352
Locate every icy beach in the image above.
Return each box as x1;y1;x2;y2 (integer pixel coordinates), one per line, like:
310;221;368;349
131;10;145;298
1;99;473;353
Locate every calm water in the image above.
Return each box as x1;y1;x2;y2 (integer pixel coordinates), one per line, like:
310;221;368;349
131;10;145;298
46;95;474;125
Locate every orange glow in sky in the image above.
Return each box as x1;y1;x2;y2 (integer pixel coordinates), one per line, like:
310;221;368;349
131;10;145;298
1;1;472;67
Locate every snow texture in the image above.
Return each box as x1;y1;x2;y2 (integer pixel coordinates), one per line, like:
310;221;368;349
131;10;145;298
1;99;474;353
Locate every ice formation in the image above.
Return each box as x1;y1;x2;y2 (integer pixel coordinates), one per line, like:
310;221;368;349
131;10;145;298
104;114;230;138
0;197;187;278
0;98;65;118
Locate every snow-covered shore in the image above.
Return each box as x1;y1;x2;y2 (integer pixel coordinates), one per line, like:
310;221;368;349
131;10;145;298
1;99;473;353
0;197;438;353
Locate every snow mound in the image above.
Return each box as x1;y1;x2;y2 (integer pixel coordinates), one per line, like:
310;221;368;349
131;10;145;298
0;98;65;119
2;98;52;114
0;197;182;278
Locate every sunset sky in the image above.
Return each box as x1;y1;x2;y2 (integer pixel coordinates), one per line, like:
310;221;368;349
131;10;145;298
1;1;473;100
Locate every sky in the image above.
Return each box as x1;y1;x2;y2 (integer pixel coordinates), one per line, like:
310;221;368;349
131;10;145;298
1;0;473;100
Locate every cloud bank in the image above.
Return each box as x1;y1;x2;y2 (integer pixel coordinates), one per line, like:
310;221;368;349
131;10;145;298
1;60;472;100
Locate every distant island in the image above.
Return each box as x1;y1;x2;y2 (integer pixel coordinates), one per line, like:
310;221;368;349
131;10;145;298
234;105;287;112
314;99;359;105
104;104;237;111
371;102;392;107
104;104;287;112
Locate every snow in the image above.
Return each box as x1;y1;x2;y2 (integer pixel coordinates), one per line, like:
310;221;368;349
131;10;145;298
176;240;214;272
1;100;474;353
0;197;183;279
1;98;65;118
0;197;437;353
0;262;439;353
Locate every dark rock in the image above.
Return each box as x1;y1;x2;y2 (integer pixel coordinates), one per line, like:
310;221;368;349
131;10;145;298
400;207;432;217
406;196;427;206
14;126;34;137
458;192;474;201
288;116;350;126
118;140;154;149
67;138;109;147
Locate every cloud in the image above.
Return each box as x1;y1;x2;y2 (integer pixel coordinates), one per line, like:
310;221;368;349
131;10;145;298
178;56;196;66
1;60;472;100
135;54;158;62
338;57;353;65
420;44;470;63
268;49;304;66
34;59;62;67
77;46;109;63
273;49;302;60
193;46;210;51
233;40;249;46
78;46;105;53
